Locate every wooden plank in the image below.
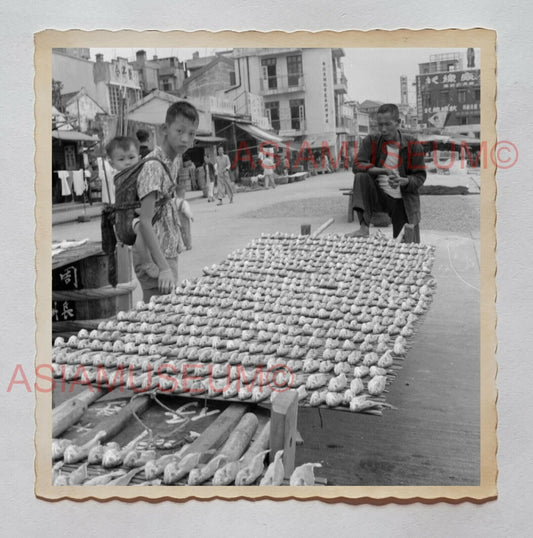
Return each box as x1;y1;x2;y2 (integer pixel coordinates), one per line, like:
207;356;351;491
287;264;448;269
269;390;298;478
312;218;335;237
181;403;248;458
52;242;103;270
347;191;354;223
52;387;108;438
73;394;152;446
403;224;415;243
218;413;259;461
116;243;133;312
241;421;270;464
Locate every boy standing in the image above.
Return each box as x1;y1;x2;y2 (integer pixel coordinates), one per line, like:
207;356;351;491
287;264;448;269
134;101;199;301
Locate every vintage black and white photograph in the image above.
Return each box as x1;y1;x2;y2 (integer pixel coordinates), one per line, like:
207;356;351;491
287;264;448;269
37;30;496;500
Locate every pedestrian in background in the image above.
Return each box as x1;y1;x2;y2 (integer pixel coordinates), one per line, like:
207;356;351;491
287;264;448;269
215;145;235;205
203;155;216;202
260;147;276;189
136;129;151;158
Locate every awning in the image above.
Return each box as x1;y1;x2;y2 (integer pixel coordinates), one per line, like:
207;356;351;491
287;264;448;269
236;123;285;144
52;130;99;143
195;135;227;144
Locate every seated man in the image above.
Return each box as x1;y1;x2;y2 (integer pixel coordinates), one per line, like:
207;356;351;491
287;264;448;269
348;103;426;242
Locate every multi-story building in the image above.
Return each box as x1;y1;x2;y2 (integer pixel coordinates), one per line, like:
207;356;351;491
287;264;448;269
232;47;354;155
178;54;236;100
415;50;481;137
131;50;186;94
93;54;143;117
53;50;143;118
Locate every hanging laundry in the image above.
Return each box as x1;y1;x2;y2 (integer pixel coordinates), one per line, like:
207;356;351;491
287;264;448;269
57;171;71;197
71;169;86;196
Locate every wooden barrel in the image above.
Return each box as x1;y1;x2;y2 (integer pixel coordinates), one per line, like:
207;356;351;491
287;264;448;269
52;243;136;336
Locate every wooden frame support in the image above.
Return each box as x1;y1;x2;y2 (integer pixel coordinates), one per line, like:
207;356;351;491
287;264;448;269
269;389;298;478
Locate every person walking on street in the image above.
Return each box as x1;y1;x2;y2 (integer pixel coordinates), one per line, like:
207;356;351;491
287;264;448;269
203;155;216;202
260;147;277;189
348;103;426;242
215;145;234;205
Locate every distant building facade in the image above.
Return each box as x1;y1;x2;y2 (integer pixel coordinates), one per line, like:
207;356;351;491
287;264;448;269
232;47;354;154
415;50;481;137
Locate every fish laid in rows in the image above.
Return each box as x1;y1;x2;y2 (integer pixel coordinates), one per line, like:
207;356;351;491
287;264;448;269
102;430;148;468
163;452;203;485
63;432;106;465
83;470;127;486
289;463;322;486
107;467;143;486
259;450;285;486
235;450;270;486
187;455;227;485
212;461;241;486
52;438;73;461
123;449;157;469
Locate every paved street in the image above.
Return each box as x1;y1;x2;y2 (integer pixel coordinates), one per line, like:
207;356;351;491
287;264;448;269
52;170;481;485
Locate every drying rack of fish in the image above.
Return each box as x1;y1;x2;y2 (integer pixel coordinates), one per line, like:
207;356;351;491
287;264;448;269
52;233;436;415
52;406;324;487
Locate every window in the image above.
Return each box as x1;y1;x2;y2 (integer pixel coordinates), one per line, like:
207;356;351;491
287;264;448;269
458;89;466;103
108;85;122;115
422;92;431;108
64;145;77;170
162;81;171;91
287;55;303;87
289;99;305;130
229;71;236;86
261;58;277;89
439;91;449;106
265;101;280;130
474;88;480;101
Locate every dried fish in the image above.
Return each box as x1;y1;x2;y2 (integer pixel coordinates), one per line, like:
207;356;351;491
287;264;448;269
289;463;322;486
235;450;270;486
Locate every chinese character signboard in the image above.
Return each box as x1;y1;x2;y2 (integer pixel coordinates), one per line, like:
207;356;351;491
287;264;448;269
52;264;80;290
52;300;76;322
416;69;480;128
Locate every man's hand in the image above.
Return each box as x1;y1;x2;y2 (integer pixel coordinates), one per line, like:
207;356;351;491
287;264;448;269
158;268;176;295
388;174;409;189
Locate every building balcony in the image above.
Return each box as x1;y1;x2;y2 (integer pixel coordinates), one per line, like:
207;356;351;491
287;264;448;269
334;74;348;93
260;74;305;96
272;119;307;137
233;48;302;58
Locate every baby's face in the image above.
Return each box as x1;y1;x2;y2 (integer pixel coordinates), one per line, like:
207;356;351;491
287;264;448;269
109;145;139;171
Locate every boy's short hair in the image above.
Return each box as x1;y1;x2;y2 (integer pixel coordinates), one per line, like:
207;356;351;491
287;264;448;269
105;136;140;157
136;129;150;143
165;101;200;126
377;103;400;121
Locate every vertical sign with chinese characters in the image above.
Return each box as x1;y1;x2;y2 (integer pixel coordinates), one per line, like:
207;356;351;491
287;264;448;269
53;264;80;290
322;60;330;129
52;301;76;322
52;264;80;322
